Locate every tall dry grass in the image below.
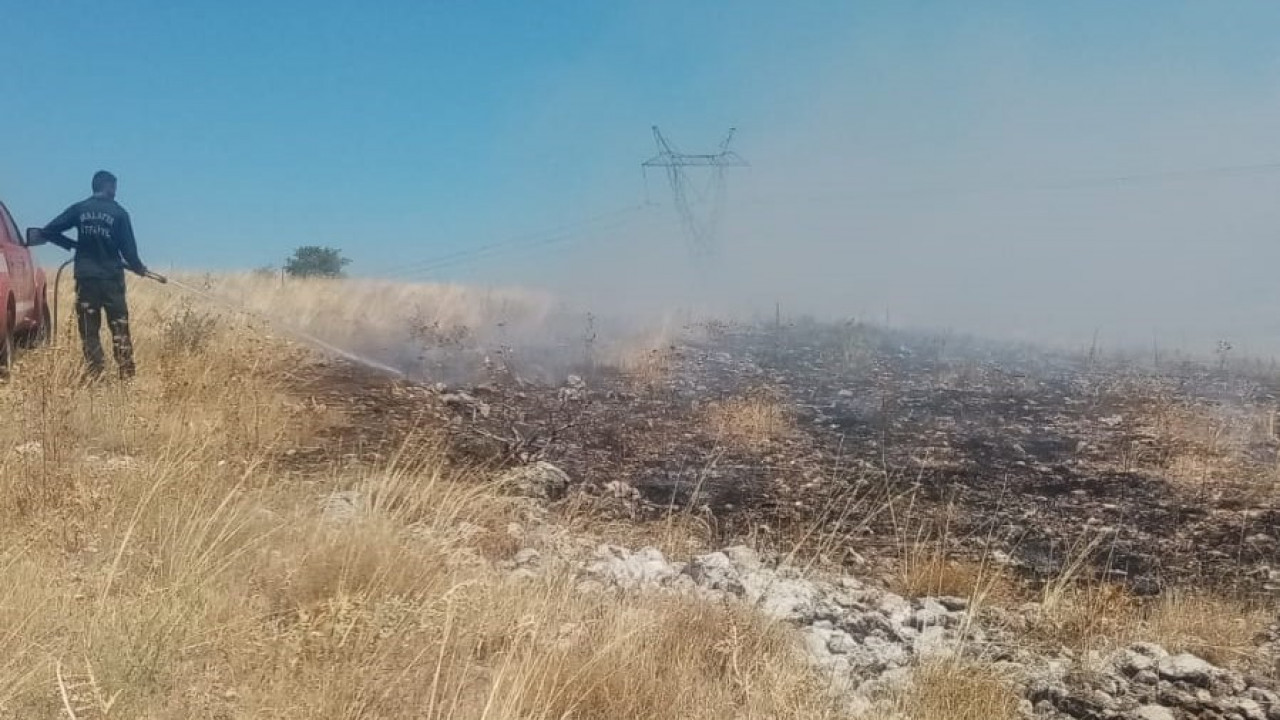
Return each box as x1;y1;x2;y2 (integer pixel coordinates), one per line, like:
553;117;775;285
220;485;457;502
704;388;795;451
875;659;1022;720
165;272;684;385
190;272;556;341
9;273;1271;718
1016;532;1272;670
890;545;1022;608
0;275;839;719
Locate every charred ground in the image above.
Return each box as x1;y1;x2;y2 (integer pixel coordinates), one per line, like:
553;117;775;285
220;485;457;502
291;317;1280;599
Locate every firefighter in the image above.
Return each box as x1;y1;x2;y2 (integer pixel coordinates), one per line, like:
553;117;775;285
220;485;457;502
41;170;150;380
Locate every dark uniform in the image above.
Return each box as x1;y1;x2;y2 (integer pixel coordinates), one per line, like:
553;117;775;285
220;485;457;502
42;196;148;378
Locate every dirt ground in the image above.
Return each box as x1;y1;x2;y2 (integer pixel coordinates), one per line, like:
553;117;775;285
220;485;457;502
287;318;1280;598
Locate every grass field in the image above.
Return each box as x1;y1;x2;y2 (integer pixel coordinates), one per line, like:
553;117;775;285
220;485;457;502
0;273;1272;719
0;274;843;719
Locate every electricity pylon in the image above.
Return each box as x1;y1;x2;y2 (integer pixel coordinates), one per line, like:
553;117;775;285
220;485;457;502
642;126;747;266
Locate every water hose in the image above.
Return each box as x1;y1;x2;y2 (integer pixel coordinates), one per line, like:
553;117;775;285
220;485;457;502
50;260;73;343
49;263;165;343
47;260;398;378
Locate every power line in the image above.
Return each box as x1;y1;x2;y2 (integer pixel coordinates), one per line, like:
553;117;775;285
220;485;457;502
642;126;748;265
1030;161;1280;189
375;203;649;278
381;205;656;281
369;153;1280;282
765;160;1280;204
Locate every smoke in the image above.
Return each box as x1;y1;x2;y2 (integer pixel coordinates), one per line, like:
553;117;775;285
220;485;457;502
483;5;1280;363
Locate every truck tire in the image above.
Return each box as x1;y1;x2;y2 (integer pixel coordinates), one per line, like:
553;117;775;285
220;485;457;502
38;297;52;346
28;292;51;348
0;298;15;376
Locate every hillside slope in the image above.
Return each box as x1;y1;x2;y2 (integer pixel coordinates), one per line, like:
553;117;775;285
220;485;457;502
1;274;1276;720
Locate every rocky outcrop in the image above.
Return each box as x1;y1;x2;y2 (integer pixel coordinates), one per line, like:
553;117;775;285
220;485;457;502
1029;642;1280;720
581;544;976;711
496;461;570;500
574;543;1278;719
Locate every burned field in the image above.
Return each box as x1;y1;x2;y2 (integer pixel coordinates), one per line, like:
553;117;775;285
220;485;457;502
298;318;1280;598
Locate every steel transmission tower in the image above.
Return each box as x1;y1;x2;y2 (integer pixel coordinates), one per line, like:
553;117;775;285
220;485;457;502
642;126;748;264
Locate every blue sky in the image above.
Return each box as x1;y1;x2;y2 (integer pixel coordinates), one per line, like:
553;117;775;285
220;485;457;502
5;0;1280;348
1;1;856;275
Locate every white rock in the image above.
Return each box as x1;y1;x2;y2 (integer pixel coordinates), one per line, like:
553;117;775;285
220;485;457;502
571;540;985;711
802;625;837;661
911;598;955;629
1113;648;1156;675
913;625;950;658
1130;642;1170;660
1247;687;1279;703
575;579;606;594
513;548;541;568
826;631;858;655
1042;659;1071;680
1233;698;1267;720
991;549;1017;566
877;593;914;625
320;490;362;522
497;461;570;500
670;574;698;593
1133;669;1159;685
684;552;744;595
1157;653;1217;686
440;391;491;417
584;545;677;590
1131;705;1176;720
837;576;865;591
750;577;823;622
603;480;641;500
861;634;909;668
723;545;763;571
505;568;538;583
102;454;139;471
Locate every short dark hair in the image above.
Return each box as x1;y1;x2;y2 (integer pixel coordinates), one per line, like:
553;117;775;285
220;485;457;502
91;170;117;193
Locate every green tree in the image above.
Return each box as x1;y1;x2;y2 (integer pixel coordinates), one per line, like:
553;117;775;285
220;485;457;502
284;246;351;278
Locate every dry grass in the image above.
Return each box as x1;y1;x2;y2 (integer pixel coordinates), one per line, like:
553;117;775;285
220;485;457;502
615;345;677;387
1111;392;1280;502
890;546;1023;607
183;273;689;386
8;271;1274;718
875;659;1022;720
0;274;841;719
1016;530;1271;668
1142;590;1270;668
1028;580;1270;672
599;313;682;388
190;271;556;344
1149;404;1248;485
705;389;795;450
1031;582;1141;655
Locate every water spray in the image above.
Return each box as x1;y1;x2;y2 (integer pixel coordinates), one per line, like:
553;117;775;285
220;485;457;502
160;276;407;378
45;252;404;378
